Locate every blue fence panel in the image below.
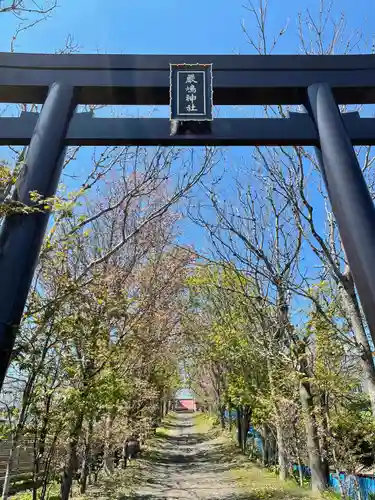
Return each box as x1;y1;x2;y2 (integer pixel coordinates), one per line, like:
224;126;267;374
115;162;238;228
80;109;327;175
254;437;263;454
330;473;359;498
328;472;375;500
359;475;375;499
293;464;311;477
224;410;237;419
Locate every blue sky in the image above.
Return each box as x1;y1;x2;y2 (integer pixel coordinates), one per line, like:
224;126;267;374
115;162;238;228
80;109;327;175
1;0;374;322
1;0;374;56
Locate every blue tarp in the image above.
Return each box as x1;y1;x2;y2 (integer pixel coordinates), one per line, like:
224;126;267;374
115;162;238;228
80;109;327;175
328;473;375;499
290;458;375;499
293;467;375;500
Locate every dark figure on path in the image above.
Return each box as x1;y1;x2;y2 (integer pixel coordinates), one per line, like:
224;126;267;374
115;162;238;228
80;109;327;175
126;435;141;459
119;435;141;468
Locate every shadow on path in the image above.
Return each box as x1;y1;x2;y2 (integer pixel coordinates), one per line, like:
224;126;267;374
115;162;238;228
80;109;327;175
123;413;243;499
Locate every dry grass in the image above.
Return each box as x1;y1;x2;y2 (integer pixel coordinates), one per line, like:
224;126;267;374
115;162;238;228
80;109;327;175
154;412;177;438
230;464;314;500
192;412;219;434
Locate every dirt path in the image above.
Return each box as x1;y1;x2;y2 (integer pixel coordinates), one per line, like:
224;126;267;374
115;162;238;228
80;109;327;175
67;412;310;500
130;412;242;499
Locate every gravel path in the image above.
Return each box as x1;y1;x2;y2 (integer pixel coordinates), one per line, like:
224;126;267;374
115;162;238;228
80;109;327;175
131;413;244;499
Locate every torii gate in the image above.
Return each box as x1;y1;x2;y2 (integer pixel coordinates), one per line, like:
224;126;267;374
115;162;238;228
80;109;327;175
1;52;375;388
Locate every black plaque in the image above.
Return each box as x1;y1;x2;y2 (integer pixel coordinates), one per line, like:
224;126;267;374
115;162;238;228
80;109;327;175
170;64;213;121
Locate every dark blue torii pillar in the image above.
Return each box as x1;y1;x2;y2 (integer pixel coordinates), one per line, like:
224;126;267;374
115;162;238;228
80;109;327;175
307;83;375;342
0;83;76;388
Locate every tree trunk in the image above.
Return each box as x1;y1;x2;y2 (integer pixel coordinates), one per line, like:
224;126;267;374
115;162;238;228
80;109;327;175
275;420;288;480
158;391;165;420
240;410;246;453
296;452;304;487
241;405;252;453
80;418;93;494
159;397;164;420
270;429;278;465
1;371;37;500
318;392;330;484
267;356;288;480
299;379;327;492
103;407;116;475
120;439;128;469
261;423;269;466
268;368;287;478
1;441;18;500
60;412;84;500
219;404;226;431
1;399;31;500
33;390;54;500
340;273;375;416
236;407;243;450
228;400;233;432
39;432;58;500
290;415;304;486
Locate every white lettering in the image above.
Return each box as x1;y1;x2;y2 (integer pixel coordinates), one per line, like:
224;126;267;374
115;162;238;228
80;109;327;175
186;74;198;84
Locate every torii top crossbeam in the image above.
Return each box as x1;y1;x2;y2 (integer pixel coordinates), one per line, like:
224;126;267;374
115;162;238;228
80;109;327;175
1;52;375;147
1;52;375;105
